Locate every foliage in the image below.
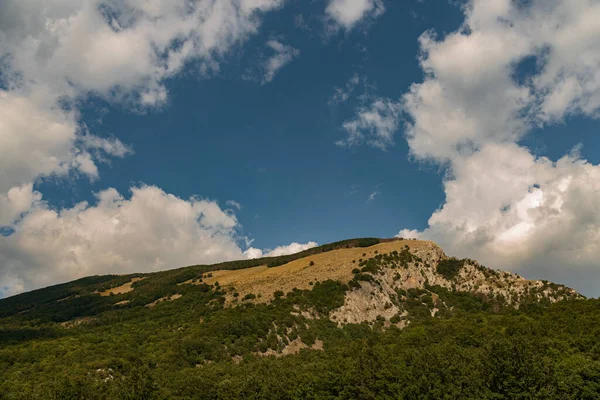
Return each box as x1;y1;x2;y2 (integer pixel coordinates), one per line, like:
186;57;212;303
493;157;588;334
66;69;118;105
1;289;598;399
437;258;465;280
0;239;595;399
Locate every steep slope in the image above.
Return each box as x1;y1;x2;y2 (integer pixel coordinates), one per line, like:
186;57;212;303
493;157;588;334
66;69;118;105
0;238;383;320
0;238;593;399
199;239;580;326
0;238;580;325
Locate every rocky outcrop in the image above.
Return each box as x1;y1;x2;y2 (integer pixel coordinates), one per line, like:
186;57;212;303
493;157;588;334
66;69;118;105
329;242;581;326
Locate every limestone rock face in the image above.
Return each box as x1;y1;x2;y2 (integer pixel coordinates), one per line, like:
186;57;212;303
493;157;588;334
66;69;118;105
329;241;581;326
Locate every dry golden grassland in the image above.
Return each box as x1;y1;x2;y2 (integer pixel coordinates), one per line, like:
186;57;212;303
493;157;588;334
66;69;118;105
202;239;433;303
97;277;145;296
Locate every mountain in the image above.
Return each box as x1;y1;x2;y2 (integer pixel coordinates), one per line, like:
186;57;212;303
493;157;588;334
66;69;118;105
0;238;597;399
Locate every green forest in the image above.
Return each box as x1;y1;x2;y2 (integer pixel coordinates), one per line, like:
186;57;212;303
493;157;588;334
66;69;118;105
0;240;599;399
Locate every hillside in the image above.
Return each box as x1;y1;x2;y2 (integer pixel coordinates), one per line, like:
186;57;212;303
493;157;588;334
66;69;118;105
0;238;597;399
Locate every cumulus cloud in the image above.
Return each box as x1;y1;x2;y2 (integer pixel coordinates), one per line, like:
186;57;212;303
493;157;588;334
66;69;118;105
0;184;42;227
391;0;600;296
242;247;265;260
261;40;300;84
398;143;600;295
0;185;319;297
0;0;284;105
341;0;600;162
0;89;75;193
0;184;317;297
0;87;131;206
244;241;319;259
326;0;385;30
0;186;246;296
0;0;285;296
0;89;129;192
0;0;283;197
266;241;319;257
337;98;401;150
403;0;600;163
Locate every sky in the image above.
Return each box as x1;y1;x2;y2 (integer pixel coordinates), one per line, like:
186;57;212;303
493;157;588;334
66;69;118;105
1;0;600;298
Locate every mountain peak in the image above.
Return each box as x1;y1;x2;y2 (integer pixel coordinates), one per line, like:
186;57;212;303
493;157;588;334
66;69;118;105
0;238;580;325
194;238;580;328
0;237;590;398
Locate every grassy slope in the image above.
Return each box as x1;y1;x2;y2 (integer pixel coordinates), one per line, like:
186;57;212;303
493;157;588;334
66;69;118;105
0;237;598;399
0;238;383;320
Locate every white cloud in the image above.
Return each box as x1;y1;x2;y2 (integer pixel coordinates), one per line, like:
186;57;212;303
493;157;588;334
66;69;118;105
0;89;78;193
0;87;131;193
0;185;246;296
0;184;42;227
244;241;319;259
0;0;285;295
329;73;361;105
337;98;401;150
226;200;242;210
266;241;319;257
403;28;531;162
392;0;600;296
79;134;133;159
0;183;319;297
261;40;300;84
242;247;265;259
0;0;284;106
0;0;282;198
294;14;310;31
326;0;385;30
339;0;600;163
366;191;379;203
399;143;600;295
402;0;600;163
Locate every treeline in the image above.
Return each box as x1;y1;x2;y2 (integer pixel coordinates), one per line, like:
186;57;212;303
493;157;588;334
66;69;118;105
0;240;597;399
189;237;382;270
1;279;599;398
0;238;384;321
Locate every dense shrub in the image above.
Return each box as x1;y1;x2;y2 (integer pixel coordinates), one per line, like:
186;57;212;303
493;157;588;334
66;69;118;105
1;238;592;399
0;275;596;399
437;258;465;280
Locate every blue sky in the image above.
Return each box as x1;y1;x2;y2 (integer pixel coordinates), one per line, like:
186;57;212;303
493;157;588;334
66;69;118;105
38;0;461;249
2;0;600;297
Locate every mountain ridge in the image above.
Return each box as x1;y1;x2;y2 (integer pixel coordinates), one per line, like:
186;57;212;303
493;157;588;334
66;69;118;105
0;237;596;399
0;238;581;325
